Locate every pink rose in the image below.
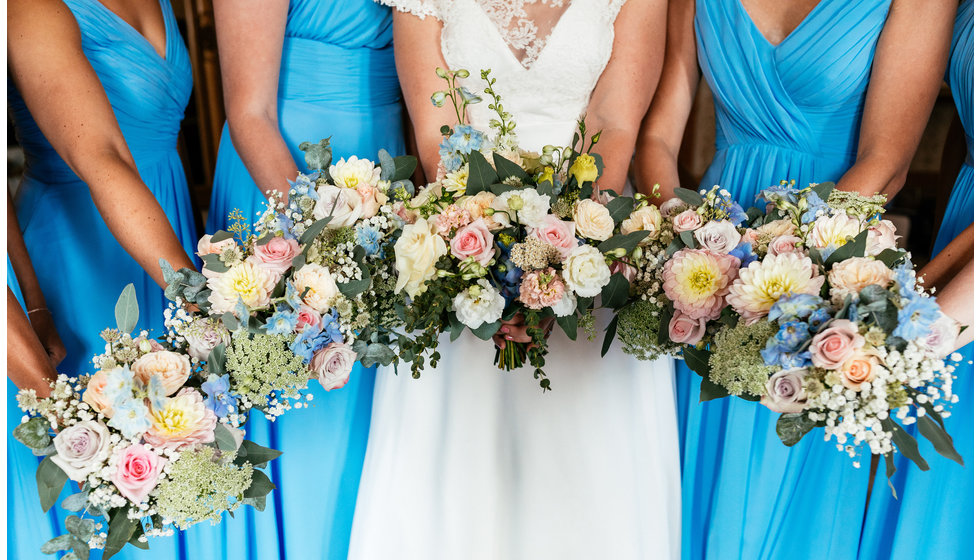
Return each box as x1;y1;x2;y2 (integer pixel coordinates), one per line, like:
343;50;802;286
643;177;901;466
310;343;357;391
609;260;638;283
923;313;958;359
866;220;900;256
295;306;322;333
768;235;803;257
530;215;578;260
450;220;495;266
672;209;703;232
518;268;566;309
741;229;760;248
761;369;809;413
809;319;865;370
250;236;300;276
356;184;388;218
112;444;166;504
668;311;706;345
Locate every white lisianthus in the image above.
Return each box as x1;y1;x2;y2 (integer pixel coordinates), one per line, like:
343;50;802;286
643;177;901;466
292;263;340;313
561;245;611;297
573;199;615;241
493;189;550;228
207;260;278;314
394;220;448;298
313;184;364;228
550;289;577;317
329;156;381;191
452;279;506;329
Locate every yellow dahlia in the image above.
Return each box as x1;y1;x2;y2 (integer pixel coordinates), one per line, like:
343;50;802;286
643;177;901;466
727;252;825;323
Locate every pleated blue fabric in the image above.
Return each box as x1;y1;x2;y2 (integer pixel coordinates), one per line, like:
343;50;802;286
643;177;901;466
8;1;197;557
859;3;974;558
202;1;405;558
678;2;892;558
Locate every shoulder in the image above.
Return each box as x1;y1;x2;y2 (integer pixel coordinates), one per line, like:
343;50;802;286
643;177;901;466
376;0;445;21
9;0;82;47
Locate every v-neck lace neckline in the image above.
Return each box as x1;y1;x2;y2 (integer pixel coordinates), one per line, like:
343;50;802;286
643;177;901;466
474;0;576;69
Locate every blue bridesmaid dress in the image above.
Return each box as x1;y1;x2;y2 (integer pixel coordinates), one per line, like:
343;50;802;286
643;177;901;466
677;1;892;558
858;3;974;559
8;0;197;558
203;2;405;558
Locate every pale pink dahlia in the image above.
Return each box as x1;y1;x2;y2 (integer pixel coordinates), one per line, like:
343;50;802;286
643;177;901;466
662;249;740;321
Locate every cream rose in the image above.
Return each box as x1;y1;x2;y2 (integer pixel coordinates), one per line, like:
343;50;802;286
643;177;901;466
827;257;893;303
756;219;797;239
672;209;703;232
184;318;231;362
52;421;112;482
83;371;115;418
313;184;364;228
206;260;278;314
621;205;663;238
573;199;615;241
923;313;959;359
131;351;191;396
561;245;611;297
866;220;900;256
394;220;448;298
761;369;809;413
808;319;865;370
839;352;880;390
694;220;741;254
806;212;862;250
292;263;340;314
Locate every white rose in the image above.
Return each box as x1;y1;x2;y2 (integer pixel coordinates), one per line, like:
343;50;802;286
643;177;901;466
293;263;340;313
621;205;663;238
310;343;357;391
452;279;505;329
694;220;741;254
394;220;448;298
51;421;112;482
561;245;611;297
550;289;577;317
573;199;615;241
313;184;364;228
184;319;231;362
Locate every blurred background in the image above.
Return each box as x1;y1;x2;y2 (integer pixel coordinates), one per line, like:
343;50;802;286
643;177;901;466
7;0;967;267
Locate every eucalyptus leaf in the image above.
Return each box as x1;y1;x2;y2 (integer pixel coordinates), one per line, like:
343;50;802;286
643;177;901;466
884;452;898;499
13;416;52;451
492;152;529;183
114;284;139;334
656;304;672;347
128;522;149;550
234;440;283;470
875;248;907;268
578;184;593;201
298;138;333;171
377;149;396;182
823;230;869;267
808;247;824;267
392;155;419;181
61;492;90;513
243;495;268;512
33;443;57;457
102;508;140;560
597;230;651;255
490;182;521;196
66;515;96;541
775;413;818;446
448;316;465;342
810;181;834;202
221;312;239;333
36;456;68;513
213;424;239;453
391;179;416;198
355;342;398;368
679;230;696;249
207;343;227;376
556;314;578;341
600;273;629;310
471;320;502;341
604;196;633;224
917;413;963;465
664;236;685;258
466;150;498;195
201;253;229;274
673;187;704;207
299;217;331;246
885;418;929;472
40;534;74;554
338;275;371;298
244;470;276;499
600;314;619;357
919;398;946;430
210;230;234;243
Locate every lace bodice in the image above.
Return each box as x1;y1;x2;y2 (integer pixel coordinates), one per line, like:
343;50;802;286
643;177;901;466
379;0;627;150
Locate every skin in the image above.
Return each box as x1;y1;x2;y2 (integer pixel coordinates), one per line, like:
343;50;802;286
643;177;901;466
213;0;298;200
392;0;667;344
7;0;195;287
634;0;957;201
918;224;974;350
8;290;59;397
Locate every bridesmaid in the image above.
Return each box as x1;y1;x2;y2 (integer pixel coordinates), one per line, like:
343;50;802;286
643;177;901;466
206;0;405;557
8;0;197;557
859;3;974;557
634;0;956;558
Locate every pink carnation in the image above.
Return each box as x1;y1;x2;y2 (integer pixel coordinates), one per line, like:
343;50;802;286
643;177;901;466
434;204;471;238
450;220;495;265
662;249;740;321
518;268;566;309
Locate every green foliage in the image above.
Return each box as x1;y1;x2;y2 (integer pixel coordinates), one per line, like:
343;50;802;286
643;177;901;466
917;413;963;465
114;284;139;334
298;138;333;171
885;418;929;472
466;150;499;195
823;229;868;267
13;416;52;451
160;259;210;308
233;440;283;470
775;413;818;446
36;456;68;513
673;187;704;207
600;273;629;310
103;508;140;560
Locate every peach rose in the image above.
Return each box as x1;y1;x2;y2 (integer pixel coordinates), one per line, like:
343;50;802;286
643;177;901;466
197;234;237;257
668;311;706;345
530;215;578;260
672;209;703;232
839;352;880;390
808;319;865;370
827;257;893;303
131;351;191;396
83;371;115;417
621;205;663;238
356;184;388;218
461;192;498;228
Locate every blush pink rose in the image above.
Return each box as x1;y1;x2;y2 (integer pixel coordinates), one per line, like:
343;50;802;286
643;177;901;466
250;236;301;276
672;209;703;232
768;235;804;256
310;343;357;391
112;444;166;504
668;311;706;345
761;369;809;413
866;220;900;256
295;306;322;333
530;215;578;259
741;229;760;248
809;319;865;370
197;234;237;257
609;260;638;283
450;220;495;266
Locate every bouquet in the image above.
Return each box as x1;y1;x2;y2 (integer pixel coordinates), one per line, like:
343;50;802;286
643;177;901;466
13;287;281;559
654;181;964;484
390;68;654;389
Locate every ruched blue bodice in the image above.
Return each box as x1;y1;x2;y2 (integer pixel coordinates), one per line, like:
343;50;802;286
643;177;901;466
203;2;404;558
8;1;197;559
677;2;892;559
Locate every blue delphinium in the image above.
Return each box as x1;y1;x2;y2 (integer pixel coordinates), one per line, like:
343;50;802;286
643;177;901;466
758;183;800;205
356;224;383;258
893;297;941;340
768;293;823;324
492;238;524;302
288;172;319;199
202;374;238;418
439;125;488;171
146;375;168;412
321;310;345;344
109;398;152;439
893;265;919;301
761;321;813;368
264;307;299;335
729;242;758;267
800;190;831;223
103;365;136;405
285;282;305;310
291;325;332;363
807;307;832;332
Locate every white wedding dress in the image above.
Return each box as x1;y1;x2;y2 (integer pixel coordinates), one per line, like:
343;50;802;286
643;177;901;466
349;1;680;558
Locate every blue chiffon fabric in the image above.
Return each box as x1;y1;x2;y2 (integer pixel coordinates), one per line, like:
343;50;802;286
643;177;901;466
202;1;405;558
677;1;892;558
8;1;197;558
859;3;974;559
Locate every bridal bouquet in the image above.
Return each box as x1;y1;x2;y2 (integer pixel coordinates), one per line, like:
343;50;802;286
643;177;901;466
675;181;963;480
390;68;648;389
160;139;419;407
12;287;280;559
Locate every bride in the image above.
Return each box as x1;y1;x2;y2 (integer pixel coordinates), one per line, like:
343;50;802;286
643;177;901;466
350;1;678;558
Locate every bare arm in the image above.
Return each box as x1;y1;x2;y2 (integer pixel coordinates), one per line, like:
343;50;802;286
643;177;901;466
835;0;957;198
919;223;973;292
935;257;974;350
7;0;194;286
214;0;297;199
633;0;699;200
391;11;452;182
8;290;58;397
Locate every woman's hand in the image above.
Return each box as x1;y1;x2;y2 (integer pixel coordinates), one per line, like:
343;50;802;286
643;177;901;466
493;313;556;350
27;308;66;369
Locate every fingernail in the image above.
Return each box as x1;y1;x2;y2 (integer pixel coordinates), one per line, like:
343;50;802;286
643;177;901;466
506;335;513;340
501;327;510;333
